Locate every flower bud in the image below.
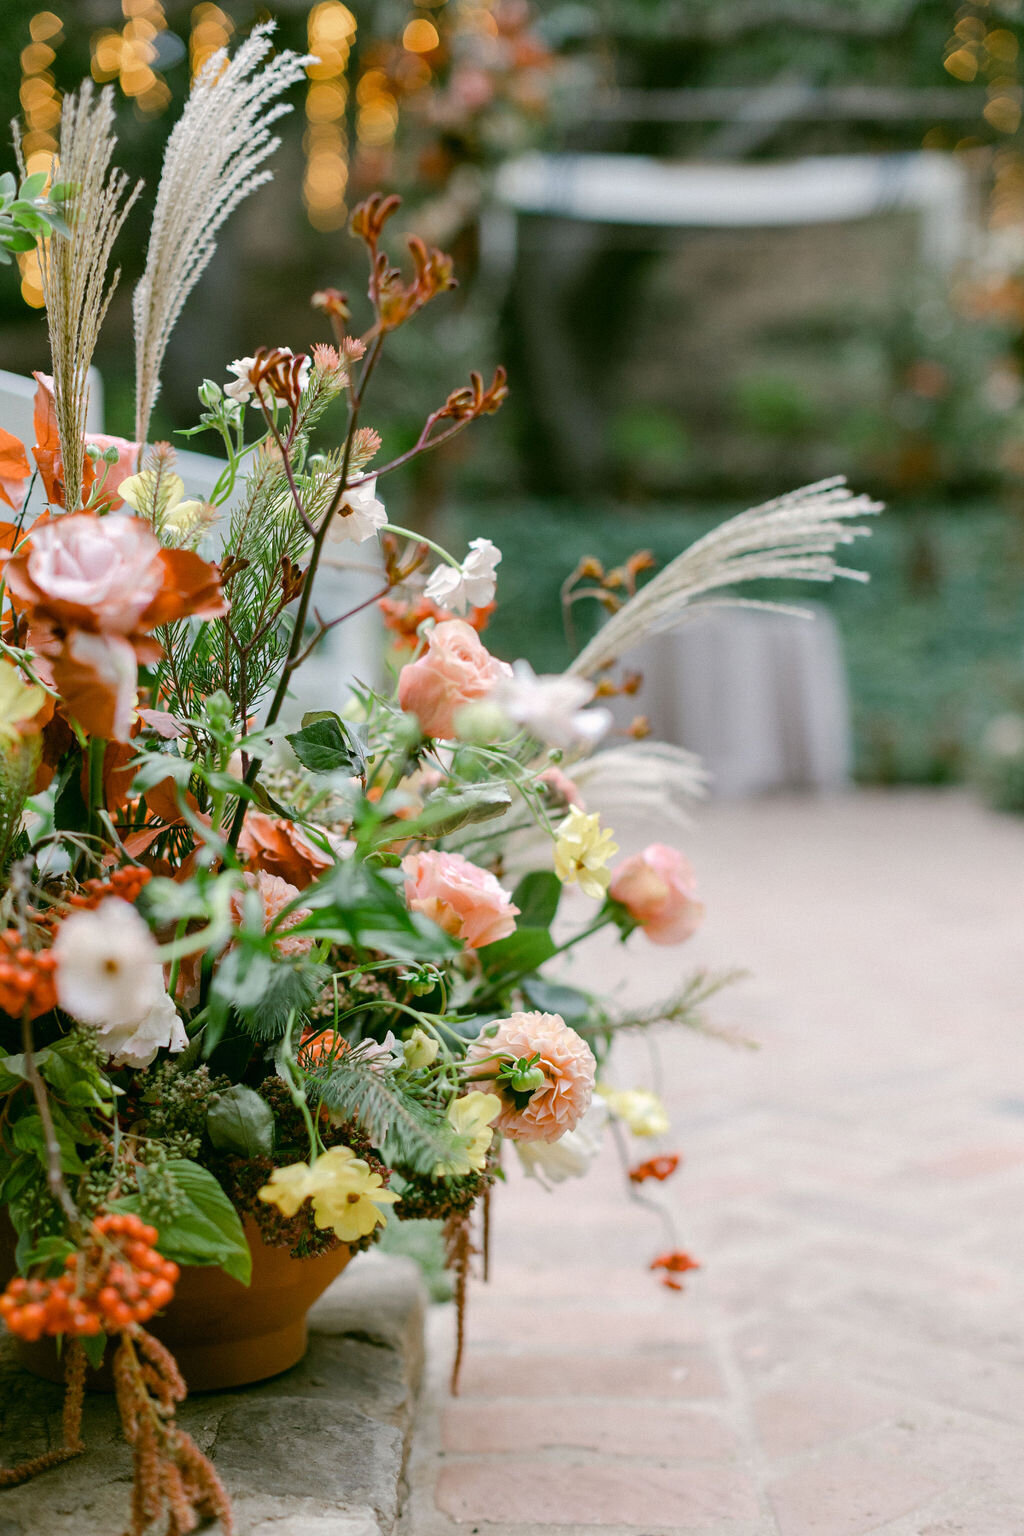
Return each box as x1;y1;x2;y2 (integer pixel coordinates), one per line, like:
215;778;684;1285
198;379;223;408
453;701;511;745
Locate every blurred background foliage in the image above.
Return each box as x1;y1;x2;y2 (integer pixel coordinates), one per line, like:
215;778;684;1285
3;0;1024;789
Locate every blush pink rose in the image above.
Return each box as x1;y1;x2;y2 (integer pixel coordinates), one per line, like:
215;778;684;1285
397;619;512;739
402;849;519;950
465;1010;596;1143
609;844;704;946
231;870;313;958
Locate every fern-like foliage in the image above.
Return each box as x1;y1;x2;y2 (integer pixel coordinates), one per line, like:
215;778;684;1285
309;1055;465;1177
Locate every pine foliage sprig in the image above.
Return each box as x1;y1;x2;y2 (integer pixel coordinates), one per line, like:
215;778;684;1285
309;1056;464;1177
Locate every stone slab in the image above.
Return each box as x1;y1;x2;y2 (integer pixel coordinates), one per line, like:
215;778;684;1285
0;1250;426;1536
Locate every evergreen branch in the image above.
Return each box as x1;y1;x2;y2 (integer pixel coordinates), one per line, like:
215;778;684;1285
309;1057;463;1177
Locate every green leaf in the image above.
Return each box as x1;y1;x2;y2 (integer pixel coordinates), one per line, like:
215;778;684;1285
477;926;557;981
414;783;512;838
20;1234;75;1276
82;1332;108;1370
12;1113;86;1174
287;713;365;776
114;1159;251;1285
312;1057;463;1177
0;1051;46;1094
521;976;592;1024
40;1043;114;1110
510;871;562;930
295;859;458;963
4;228;39;252
19;171;47;200
0;172;15;200
207;1085;275;1157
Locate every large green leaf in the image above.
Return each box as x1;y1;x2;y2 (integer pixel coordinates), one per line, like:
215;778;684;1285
12;1112;86;1174
207;1085;275;1157
114;1159;252;1285
477;926;557;981
510;871;562;930
287;713;366;777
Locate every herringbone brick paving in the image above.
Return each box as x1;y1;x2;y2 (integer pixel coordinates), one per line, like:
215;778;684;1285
403;791;1024;1536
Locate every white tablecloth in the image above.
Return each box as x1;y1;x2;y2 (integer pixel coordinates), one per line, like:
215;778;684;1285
606;605;852;797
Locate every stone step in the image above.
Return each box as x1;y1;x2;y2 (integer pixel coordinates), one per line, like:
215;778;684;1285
0;1251;426;1536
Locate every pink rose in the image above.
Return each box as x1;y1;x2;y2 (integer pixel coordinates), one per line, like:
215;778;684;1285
402;849;519;950
397;619;512;739
609;844;704;946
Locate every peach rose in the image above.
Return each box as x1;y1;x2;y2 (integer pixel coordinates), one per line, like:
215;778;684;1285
397;619;512;739
609;844;704;946
402;849;519;950
238;810;335;890
2;512;226;740
465;1010;596;1143
231;870;313;958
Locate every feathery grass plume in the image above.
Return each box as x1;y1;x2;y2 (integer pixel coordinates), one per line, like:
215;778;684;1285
17;85;140;513
571;741;708;830
133;22;312;445
568;478;882;678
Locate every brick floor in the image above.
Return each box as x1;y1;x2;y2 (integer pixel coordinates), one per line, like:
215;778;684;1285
400;792;1024;1536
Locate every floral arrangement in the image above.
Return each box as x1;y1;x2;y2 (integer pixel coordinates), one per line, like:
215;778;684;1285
0;26;879;1536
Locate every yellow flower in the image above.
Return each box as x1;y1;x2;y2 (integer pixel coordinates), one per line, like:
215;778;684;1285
258;1145;400;1242
309;1145;400;1242
258;1160;318;1218
597;1085;670;1138
435;1090;502;1177
404;1027;440;1070
0;659;44;743
553;807;619;900
118;468;212;547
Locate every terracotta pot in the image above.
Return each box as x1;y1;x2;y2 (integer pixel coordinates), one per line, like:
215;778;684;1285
0;1216;351;1393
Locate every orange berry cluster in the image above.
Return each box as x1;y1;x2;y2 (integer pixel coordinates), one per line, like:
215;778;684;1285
66;865;153;911
0;1213;179;1342
0;930;58;1020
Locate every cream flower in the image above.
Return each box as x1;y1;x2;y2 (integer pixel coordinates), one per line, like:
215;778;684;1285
435;1091;502;1177
516;1099;608;1187
110;989;189;1069
327;476;386;544
598;1085;670;1138
259;1145;399;1241
465;1012;595;1143
225;351;311;403
54;899;164;1032
0;659;44;742
404;1027;440;1070
53;899;187;1067
493;663;611;750
553;806;619;899
424;538;501;614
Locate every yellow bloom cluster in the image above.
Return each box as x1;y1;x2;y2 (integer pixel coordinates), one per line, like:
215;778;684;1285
552;807;618;900
597;1085;670;1138
435;1090;502;1177
258;1144;400;1242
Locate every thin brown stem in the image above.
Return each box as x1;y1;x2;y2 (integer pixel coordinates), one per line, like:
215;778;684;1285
20;1010;79;1231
